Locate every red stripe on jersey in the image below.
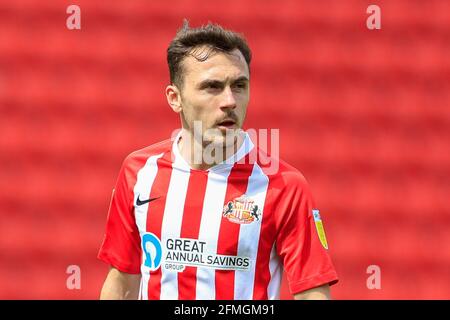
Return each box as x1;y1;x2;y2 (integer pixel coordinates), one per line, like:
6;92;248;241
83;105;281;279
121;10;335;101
177;170;209;300
215;154;254;299
97;155;149;275
253;149;281;299
146;152;173;300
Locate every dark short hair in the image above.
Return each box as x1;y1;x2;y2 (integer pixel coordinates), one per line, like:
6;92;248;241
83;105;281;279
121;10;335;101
167;19;252;89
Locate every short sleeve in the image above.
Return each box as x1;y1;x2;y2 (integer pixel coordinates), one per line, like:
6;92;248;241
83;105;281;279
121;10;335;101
275;175;338;294
97;160;142;274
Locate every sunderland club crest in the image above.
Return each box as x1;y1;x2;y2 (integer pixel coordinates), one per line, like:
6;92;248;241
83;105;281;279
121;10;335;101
222;195;261;224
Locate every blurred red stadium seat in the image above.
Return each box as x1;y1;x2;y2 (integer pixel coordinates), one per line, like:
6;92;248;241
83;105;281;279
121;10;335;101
0;0;448;299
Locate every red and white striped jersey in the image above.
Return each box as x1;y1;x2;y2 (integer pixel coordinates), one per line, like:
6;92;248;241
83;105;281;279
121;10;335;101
98;132;338;299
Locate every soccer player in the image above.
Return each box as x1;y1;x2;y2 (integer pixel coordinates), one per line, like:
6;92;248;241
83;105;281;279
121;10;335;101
98;20;338;300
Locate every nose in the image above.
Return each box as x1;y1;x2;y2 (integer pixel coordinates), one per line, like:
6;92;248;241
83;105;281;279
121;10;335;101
219;86;237;110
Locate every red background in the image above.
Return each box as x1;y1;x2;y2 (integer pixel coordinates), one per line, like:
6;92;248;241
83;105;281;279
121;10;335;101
0;0;449;299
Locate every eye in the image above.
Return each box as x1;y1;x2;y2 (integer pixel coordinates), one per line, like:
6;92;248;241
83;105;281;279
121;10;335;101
208;83;220;89
233;82;247;89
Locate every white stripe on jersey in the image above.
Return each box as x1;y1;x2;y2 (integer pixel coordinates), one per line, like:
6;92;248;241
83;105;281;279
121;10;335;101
159;163;190;299
195;168;233;299
234;163;269;299
133;153;164;300
267;243;282;299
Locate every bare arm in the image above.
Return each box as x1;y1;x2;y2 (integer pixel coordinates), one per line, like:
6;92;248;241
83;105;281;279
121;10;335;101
293;284;331;300
100;266;141;300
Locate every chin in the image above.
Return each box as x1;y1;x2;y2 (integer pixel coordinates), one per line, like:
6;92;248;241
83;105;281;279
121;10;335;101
206;132;238;148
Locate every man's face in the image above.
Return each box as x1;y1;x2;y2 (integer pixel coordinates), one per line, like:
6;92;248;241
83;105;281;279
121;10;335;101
177;47;250;146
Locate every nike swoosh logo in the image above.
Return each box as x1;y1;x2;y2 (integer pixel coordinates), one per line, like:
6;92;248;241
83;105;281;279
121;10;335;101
136;195;160;206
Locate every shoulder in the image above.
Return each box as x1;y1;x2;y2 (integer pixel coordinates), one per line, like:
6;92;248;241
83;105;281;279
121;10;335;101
121;138;173;173
255;147;312;193
255;149;317;224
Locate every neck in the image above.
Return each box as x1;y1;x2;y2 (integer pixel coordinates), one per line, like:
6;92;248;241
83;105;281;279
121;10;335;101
177;128;245;171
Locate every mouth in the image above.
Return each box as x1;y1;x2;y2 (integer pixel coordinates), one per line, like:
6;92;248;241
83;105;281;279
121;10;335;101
216;119;237;129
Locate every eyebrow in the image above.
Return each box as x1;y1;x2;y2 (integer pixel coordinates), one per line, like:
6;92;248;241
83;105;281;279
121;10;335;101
197;76;249;89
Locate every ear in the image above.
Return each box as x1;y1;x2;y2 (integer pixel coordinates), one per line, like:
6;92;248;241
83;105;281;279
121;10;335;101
166;84;182;113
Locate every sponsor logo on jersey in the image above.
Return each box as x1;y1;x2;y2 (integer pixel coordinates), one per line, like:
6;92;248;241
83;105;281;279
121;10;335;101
222;195;261;224
141;232;163;271
312;209;329;249
162;238;251;272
